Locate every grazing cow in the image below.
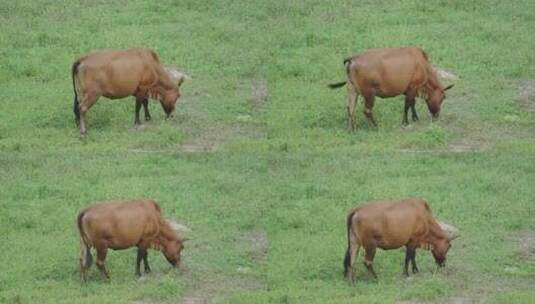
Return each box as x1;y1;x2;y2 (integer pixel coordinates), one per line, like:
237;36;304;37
76;199;189;282
71;48;189;135
329;47;454;130
343;198;459;282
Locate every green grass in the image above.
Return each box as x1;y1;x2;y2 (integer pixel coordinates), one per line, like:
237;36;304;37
1;0;535;303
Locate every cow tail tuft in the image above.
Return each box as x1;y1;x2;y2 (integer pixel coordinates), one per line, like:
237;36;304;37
77;211;92;269
72;60;82;123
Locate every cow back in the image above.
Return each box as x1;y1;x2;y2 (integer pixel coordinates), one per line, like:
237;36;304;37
352;198;433;249
349;48;430;97
81;199;162;250
75;49;164;99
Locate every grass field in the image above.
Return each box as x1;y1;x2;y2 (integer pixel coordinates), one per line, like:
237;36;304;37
1;0;534;303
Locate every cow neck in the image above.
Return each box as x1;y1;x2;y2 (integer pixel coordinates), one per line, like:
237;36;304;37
426;220;448;246
426;67;443;91
151;220;173;251
147;87;164;101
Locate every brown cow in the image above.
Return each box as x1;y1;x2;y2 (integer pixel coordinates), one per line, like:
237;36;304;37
329;47;454;130
71;48;189;135
343;198;459;282
76;199;189;282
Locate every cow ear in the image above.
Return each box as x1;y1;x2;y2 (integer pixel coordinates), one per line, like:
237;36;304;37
444;84;454;91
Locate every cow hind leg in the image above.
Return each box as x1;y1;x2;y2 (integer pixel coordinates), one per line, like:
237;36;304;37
346;85;358;131
363;246;378;280
362;93;378;128
95;248;110;279
79;242;92;283
74;95;80;127
78;92;98;136
347;241;360;283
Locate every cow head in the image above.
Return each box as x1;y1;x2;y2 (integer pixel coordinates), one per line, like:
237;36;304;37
161;220;190;267
160;89;179;117
431;238;451;267
425;84;454;119
160;68;190;117
432;221;460;267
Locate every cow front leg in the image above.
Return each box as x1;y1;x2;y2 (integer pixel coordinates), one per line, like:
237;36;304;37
143;250;151;273
135;98;143;125
95;248;110;279
142;99;151;121
404;247;411;276
410;102;419;121
404;247;417;276
410;250;419;273
403;96;413;125
136;247;144;276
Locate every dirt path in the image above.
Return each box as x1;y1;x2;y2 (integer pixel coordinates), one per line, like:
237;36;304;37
180;230;268;304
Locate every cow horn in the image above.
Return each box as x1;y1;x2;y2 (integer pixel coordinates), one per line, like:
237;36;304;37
166;220;191;241
444;84;454;91
165;67;190;87
438;221;460;240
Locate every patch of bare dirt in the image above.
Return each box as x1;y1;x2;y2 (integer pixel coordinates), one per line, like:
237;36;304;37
127;78;268;154
179;230;267;304
397;296;475;304
177;124;265;153
180;276;264;304
514;230;535;258
398;140;489;154
517;80;535;111
241;230;268;261
173;114;229;153
249;79;269;108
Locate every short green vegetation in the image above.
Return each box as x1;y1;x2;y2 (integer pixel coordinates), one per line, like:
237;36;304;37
1;1;534;303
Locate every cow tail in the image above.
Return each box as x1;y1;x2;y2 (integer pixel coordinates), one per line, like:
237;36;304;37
77;211;93;269
72;60;82;123
328;58;353;89
328;81;346;89
344;209;357;278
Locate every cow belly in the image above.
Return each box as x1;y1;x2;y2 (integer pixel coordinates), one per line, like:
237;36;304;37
101;81;140;99
102;91;134;99
106;235;141;250
376;237;408;250
374;230;412;249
